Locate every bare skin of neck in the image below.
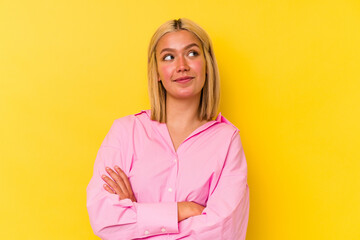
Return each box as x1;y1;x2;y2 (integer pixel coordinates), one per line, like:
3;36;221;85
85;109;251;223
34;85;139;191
166;94;209;152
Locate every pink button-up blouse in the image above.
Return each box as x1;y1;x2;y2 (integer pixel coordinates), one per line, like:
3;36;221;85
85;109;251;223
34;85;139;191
86;110;249;239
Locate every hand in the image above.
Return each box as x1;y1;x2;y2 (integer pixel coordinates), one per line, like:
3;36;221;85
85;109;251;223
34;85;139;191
177;201;205;222
102;165;137;202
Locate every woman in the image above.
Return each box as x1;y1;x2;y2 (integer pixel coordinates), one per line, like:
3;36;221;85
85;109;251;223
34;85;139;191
87;18;249;239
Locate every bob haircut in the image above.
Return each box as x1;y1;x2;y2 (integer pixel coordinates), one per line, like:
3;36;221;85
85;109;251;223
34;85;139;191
148;18;220;122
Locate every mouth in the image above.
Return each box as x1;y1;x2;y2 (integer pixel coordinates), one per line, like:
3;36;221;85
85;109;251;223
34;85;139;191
173;76;194;83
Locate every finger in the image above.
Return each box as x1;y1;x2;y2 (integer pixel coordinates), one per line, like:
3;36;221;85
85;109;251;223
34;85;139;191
114;166;134;195
105;167;129;197
114;166;137;202
101;174;122;196
103;184;115;194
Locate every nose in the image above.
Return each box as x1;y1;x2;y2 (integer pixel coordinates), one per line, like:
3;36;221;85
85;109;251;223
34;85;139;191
176;56;190;72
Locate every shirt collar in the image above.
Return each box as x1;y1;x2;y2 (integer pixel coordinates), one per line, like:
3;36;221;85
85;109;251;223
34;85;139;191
136;109;220;121
135;109;238;131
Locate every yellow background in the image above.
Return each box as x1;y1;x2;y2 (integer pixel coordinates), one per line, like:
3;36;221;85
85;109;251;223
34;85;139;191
1;0;359;239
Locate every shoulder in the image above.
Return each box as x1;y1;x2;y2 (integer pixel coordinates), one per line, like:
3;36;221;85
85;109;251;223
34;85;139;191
213;112;240;137
103;110;151;145
214;114;245;163
112;110;151;129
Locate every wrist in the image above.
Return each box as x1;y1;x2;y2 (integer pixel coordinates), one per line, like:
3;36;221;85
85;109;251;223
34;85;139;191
177;202;186;222
177;201;205;222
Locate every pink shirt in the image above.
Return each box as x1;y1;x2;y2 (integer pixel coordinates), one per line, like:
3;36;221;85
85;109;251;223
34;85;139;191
86;110;249;239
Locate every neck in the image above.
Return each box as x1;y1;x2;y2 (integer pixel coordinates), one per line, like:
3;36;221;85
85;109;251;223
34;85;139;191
166;94;202;128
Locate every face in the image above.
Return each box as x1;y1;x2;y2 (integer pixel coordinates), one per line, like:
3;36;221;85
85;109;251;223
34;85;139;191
156;30;206;101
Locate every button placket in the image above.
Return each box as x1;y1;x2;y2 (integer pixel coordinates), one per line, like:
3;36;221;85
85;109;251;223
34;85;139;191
164;153;178;201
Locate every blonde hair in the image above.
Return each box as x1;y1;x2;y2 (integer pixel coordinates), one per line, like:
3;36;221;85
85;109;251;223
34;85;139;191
148;18;220;122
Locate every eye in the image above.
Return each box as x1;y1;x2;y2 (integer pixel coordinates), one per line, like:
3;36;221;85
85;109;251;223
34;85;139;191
188;50;199;57
163;54;174;61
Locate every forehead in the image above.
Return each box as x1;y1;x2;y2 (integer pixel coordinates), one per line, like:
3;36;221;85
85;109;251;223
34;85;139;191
156;30;202;53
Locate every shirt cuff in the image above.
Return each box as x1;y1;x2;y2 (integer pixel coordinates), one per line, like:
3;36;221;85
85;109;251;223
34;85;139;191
136;202;179;237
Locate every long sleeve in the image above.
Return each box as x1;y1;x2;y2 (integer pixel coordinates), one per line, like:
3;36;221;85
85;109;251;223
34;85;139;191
86;119;179;240
173;130;249;240
87;111;249;239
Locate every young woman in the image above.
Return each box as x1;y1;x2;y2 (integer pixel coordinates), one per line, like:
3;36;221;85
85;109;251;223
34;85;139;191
87;18;249;239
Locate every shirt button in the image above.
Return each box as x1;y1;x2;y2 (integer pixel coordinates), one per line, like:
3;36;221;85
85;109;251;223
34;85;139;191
144;230;149;235
168;187;173;192
174;158;177;162
161;228;166;232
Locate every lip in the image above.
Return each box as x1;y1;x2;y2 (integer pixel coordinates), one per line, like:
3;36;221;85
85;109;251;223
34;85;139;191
173;76;194;83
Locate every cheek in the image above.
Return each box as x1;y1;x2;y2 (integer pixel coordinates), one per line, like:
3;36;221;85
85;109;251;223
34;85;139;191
158;64;173;80
191;59;206;77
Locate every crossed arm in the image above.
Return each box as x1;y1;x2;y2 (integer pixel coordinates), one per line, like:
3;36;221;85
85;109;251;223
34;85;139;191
87;124;249;239
101;165;205;222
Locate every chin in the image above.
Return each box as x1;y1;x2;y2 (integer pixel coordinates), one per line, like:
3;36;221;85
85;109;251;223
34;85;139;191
174;91;201;100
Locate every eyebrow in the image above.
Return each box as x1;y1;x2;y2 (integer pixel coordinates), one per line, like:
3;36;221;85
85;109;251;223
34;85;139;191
159;43;200;55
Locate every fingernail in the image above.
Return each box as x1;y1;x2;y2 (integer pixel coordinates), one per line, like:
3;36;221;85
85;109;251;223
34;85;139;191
102;175;106;179
106;167;110;171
